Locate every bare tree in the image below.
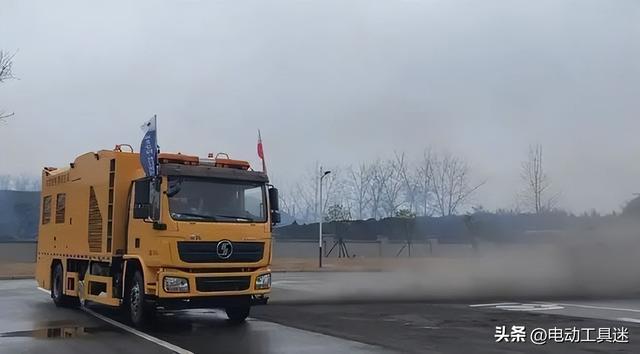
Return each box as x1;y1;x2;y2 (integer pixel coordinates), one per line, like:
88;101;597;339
289;169;320;223
0;50;16;121
416;148;434;216
0;175;11;190
321;166;342;216
281;165;344;224
325;204;352;222
369;159;391;219
284;150;484;221
346;163;372;219
12;174;39;191
520;144;558;213
395;151;421;215
430;152;484;216
293;183;313;223
0;174;40;191
380;155;405;217
277;187;297;221
0;51;15;83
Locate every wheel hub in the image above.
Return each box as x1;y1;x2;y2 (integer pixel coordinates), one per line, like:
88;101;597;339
130;283;141;318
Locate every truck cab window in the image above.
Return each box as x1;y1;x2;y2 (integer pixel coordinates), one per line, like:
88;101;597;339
245;187;264;217
167;176;266;222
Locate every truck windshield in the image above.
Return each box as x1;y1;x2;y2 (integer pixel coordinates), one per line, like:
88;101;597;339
167;176;266;223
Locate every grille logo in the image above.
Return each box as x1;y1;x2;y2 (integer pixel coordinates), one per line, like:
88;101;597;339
216;240;233;259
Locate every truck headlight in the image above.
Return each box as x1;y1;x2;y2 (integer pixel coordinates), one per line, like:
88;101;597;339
164;277;189;293
255;273;271;290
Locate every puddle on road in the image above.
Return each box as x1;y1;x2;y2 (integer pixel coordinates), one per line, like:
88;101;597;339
0;325;122;339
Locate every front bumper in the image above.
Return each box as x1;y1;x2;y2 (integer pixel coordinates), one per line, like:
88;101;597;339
155;294;268;310
156;267;271;300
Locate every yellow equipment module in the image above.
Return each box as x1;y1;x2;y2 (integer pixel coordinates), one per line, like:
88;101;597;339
36;146;279;326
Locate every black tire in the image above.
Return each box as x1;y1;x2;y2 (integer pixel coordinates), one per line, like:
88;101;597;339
225;305;250;324
127;270;155;327
51;263;79;308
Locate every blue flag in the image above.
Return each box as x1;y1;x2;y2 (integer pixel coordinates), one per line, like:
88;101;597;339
140;115;158;177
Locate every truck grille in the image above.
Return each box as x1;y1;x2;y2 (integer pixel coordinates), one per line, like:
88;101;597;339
177;241;264;263
196;276;251;292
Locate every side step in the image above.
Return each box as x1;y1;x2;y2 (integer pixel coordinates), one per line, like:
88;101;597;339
83;274;120;307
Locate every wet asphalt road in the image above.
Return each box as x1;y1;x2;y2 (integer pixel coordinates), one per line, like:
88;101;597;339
0;279;385;354
2;274;640;353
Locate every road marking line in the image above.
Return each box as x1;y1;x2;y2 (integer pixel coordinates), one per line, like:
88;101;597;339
617;317;640;323
493;303;564;311
37;287;193;354
469;302;518;307
82;307;194;354
500;306;565;312
543;302;640;314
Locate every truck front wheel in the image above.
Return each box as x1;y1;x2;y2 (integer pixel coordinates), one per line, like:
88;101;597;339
225;305;250;324
127;270;155;327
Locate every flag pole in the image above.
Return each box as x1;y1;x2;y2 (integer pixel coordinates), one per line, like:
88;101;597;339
153;114;159;176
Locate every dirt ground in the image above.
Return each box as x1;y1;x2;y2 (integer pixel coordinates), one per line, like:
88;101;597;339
0;262;35;278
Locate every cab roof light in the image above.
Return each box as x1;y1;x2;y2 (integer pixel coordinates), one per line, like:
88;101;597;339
214;158;250;170
157;151;250;169
158;153;199;166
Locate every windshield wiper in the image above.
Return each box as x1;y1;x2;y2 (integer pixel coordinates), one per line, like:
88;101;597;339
214;214;254;222
171;212;217;221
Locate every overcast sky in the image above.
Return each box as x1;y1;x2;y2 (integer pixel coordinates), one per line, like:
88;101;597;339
1;0;639;213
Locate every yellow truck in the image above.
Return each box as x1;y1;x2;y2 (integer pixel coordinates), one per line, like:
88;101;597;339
35;145;279;326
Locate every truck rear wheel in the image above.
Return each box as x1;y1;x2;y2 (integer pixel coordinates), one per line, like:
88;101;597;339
51;263;79;308
225;305;250;324
127;270;155;327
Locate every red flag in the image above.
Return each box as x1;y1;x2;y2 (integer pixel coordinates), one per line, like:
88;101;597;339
257;130;267;173
257;130;264;159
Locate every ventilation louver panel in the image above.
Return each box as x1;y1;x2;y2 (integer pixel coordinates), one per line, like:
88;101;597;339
88;186;103;253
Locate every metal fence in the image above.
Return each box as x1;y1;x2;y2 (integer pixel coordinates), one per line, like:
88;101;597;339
273;236;475;258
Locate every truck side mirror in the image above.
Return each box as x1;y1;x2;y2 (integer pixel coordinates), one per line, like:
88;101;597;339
268;187;280;225
268;187;279;211
271;211;281;224
133;179;151;219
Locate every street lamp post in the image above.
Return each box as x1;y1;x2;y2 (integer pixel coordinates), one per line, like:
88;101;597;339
319;168;331;268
